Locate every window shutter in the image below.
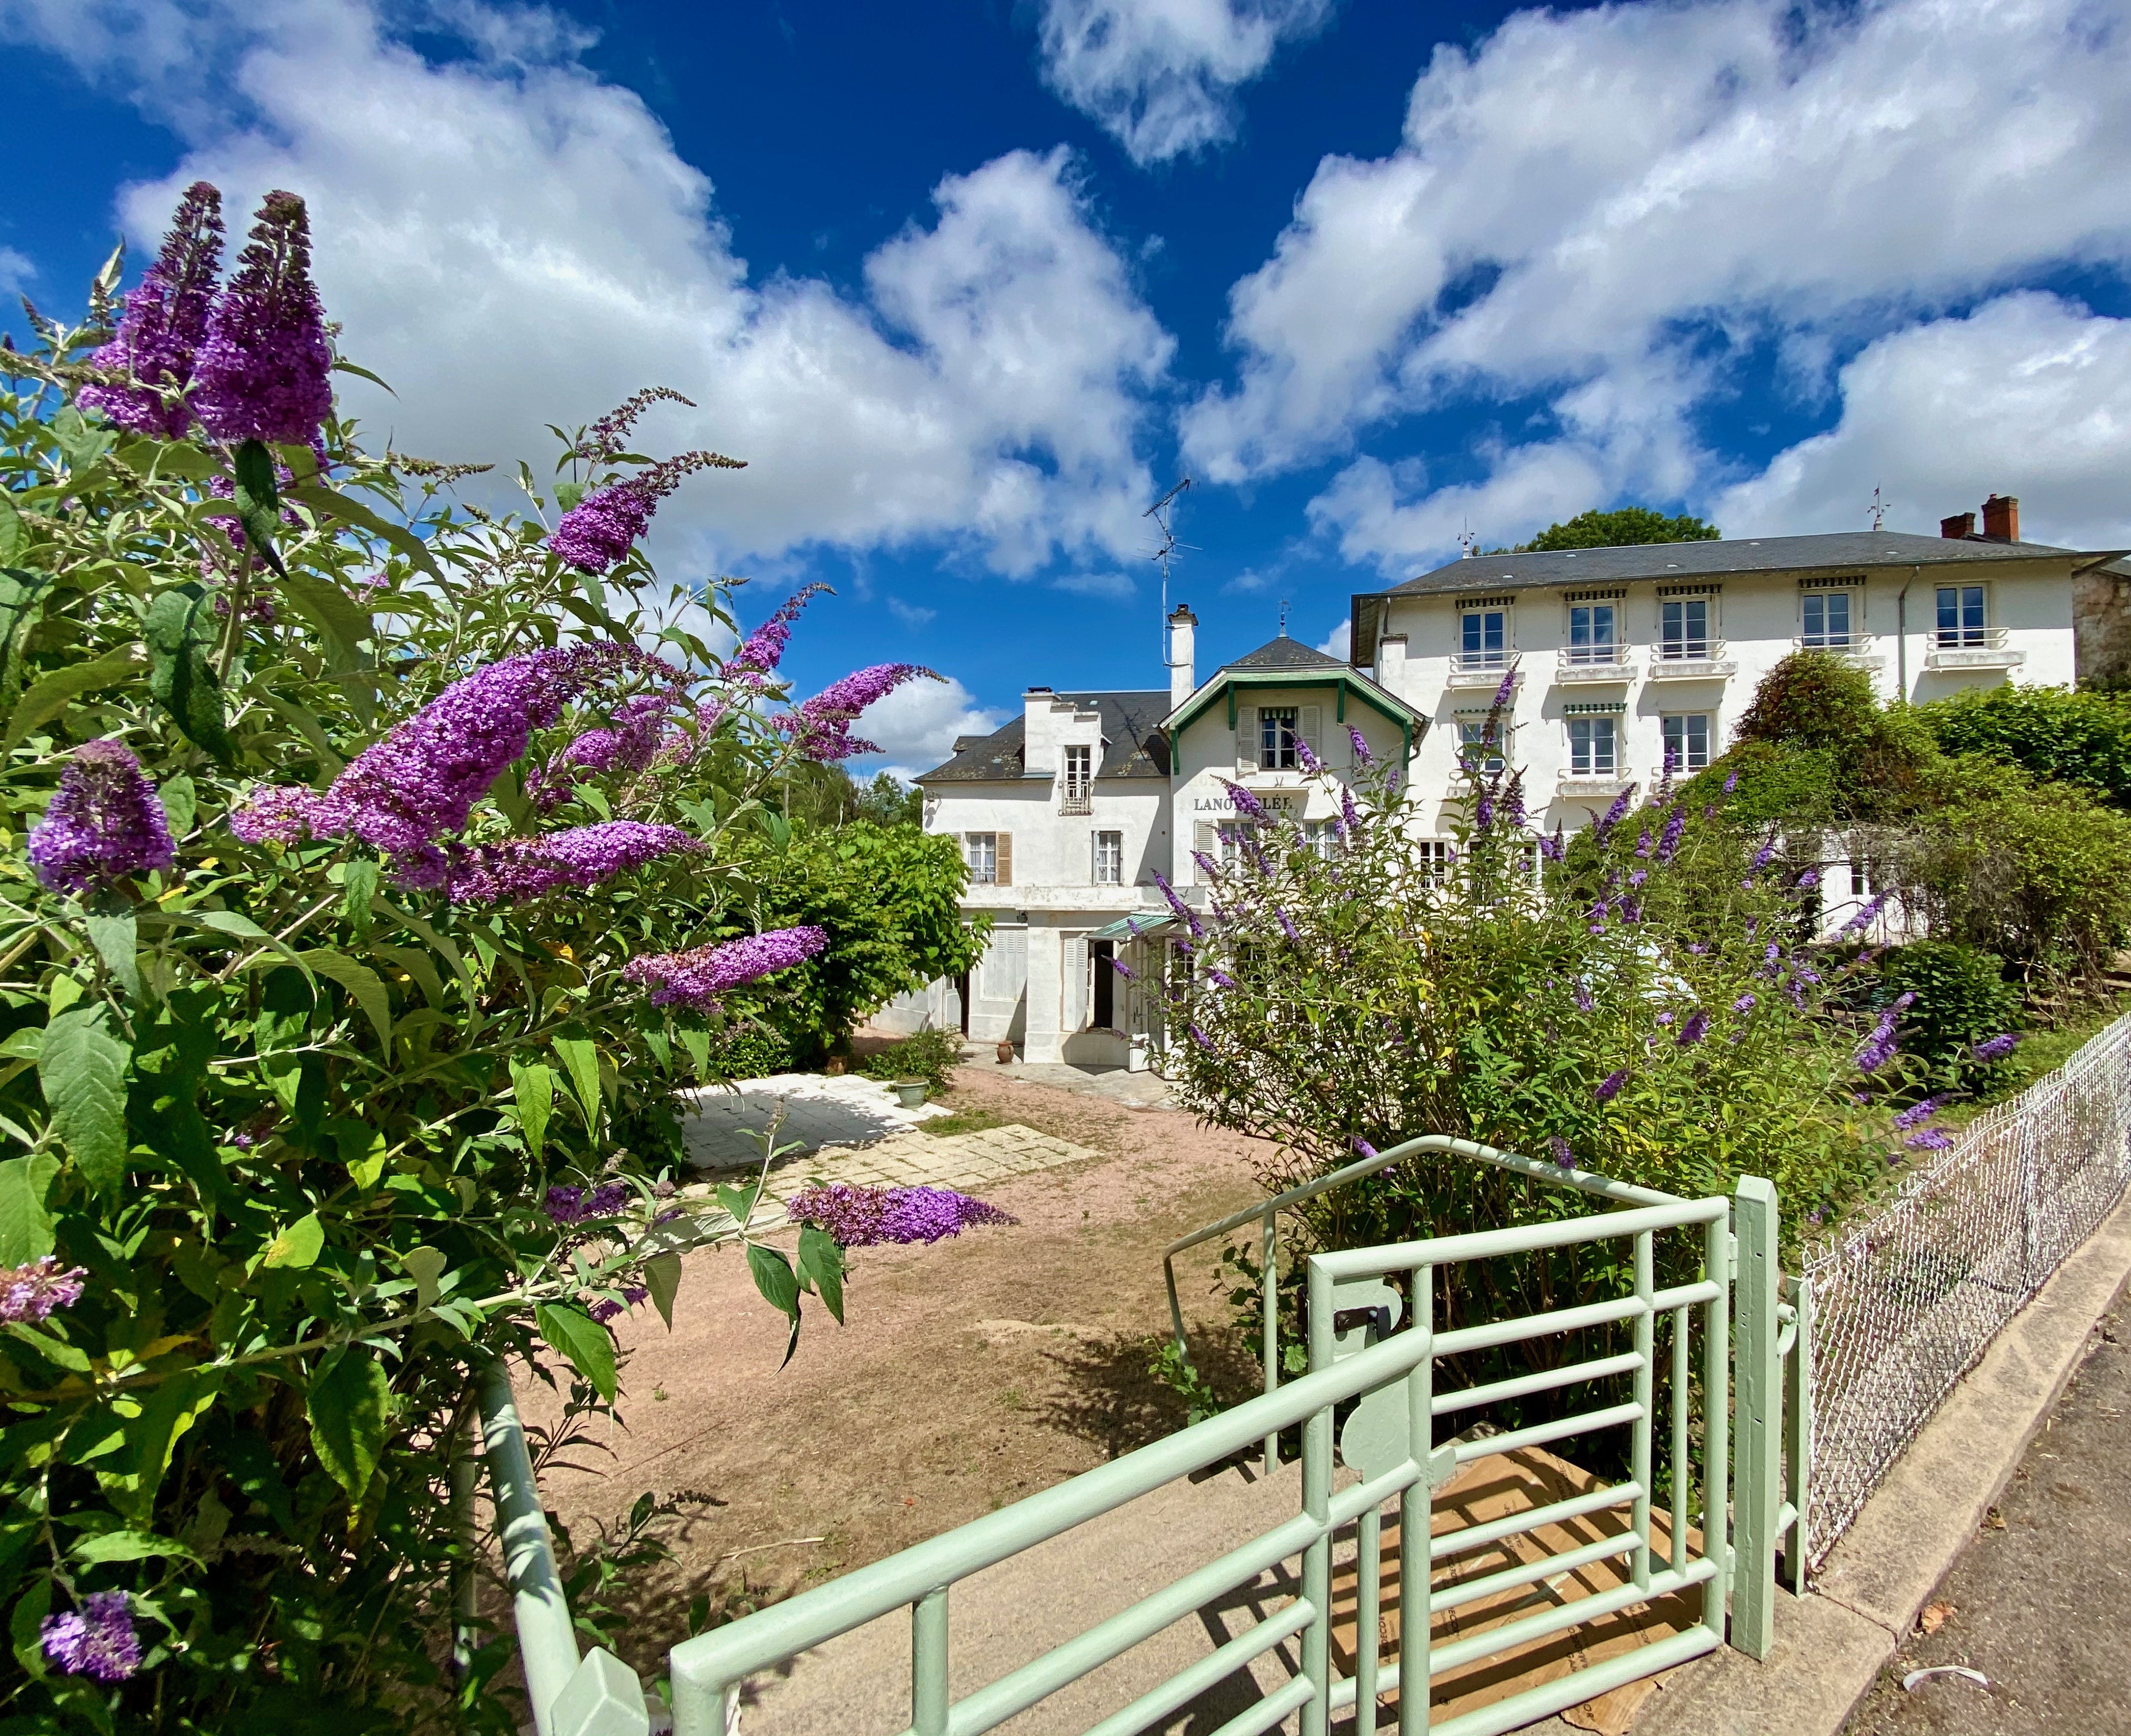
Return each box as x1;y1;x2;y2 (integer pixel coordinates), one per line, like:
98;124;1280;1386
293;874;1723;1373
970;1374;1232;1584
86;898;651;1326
1300;704;1322;758
1089;828;1100;883
995;832;1012;888
1063;936;1088;1031
1192;820;1216;871
1236;706;1256;772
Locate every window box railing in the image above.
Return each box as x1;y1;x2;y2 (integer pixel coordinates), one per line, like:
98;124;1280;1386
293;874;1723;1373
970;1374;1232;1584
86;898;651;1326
1059;784;1092;816
1794;634;1884;667
1647;640;1737;678
1556;645;1632;683
1448;652;1521;688
1925;626;2022;668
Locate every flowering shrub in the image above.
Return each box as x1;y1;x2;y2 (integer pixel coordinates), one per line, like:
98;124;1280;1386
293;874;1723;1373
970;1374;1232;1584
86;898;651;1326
0;188;949;1728
786;1183;1012;1246
1152;689;1920;1371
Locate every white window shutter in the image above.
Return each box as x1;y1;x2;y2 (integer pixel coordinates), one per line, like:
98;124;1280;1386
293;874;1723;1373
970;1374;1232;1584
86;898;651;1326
1089;828;1099;883
1300;704;1322;758
1063;936;1088;1031
1236;706;1256;772
1192;820;1216;873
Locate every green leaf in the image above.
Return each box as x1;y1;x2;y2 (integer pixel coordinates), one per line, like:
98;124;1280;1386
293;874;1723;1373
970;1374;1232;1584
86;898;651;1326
121;1369;221;1516
299;948;392;1048
330;356;398;395
52;406;114;475
9;1574;51;1677
230;439;287;575
142;584;234;764
535;1302;617;1403
82;906;141;1001
551;1030;601;1132
0;497;24;565
642;1250;682;1330
799;1224;845;1326
307;1349;392;1500
0;1154;59;1264
509;1060;553;1161
342;857;378;939
0;566;54;715
69;1530;198;1566
747;1243;800;1319
288;480;442;580
279;571;376;724
1;646;144;756
38;1002;131;1194
158;772;196;840
400;1246;446;1310
714;1183;756;1227
261;1212;325;1269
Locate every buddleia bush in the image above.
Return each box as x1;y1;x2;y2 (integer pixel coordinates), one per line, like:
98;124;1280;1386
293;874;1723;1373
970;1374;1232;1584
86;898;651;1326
0;185;945;1730
1149;682;1933;1364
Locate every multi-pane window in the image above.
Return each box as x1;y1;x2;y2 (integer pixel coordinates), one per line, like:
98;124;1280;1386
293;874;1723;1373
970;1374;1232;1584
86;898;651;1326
1458;719;1507;775
1659;596;1711;658
1217;822;1253;869
1304;819;1339;858
1801;590;1856;650
1417;840;1453;887
1567;603;1617;662
1460;607;1509;668
1259;706;1300;770
1568;716;1619;777
1936;584;1986;646
1661;713;1712;772
1093;830;1123;885
1061;744;1092;812
965;833;997;884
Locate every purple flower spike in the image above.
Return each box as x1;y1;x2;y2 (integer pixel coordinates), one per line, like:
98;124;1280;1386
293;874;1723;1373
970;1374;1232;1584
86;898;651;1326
29;739;177;896
233;642;666;885
1732;992;1758;1014
1595;1068;1628;1103
1491;666;1517;710
193;191;332;446
1795;867;1821;890
1594;784;1637;839
727;583;829;679
80;181;223;439
1219;780;1268;822
1839;892;1890;939
446;820;701;905
780;664;938;761
590;1284;650;1324
1274;906;1300;943
1656;807;1686;864
41;1591;140;1683
1189;1024;1213;1051
1906;1128;1954;1151
788;1183;1011;1247
1894;1096;1943;1132
1750;834;1777;873
1548;1136;1574;1168
1722;768;1739;795
1341;786;1360;835
1634;828;1654;859
1572;982;1594;1013
1353;1137;1379;1159
1973;1033;2018;1063
1294;735;1322;773
1;1256;88;1324
623;925;827;1013
1676;1010;1710;1048
1347;725;1372;765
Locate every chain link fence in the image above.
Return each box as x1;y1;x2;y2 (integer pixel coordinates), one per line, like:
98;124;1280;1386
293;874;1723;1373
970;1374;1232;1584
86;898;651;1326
1800;1010;2131;1567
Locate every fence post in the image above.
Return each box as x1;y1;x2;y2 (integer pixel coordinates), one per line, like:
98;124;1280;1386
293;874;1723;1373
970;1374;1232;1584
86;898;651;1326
1731;1177;1780;1660
1783;1274;1813;1595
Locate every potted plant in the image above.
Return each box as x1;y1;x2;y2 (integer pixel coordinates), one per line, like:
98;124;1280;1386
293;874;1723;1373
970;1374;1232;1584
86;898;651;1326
892;1079;928;1108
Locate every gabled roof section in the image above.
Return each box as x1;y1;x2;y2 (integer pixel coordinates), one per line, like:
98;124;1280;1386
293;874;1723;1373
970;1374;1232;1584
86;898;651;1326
1220;633;1348;673
913;690;1173;784
1348;529;2130;666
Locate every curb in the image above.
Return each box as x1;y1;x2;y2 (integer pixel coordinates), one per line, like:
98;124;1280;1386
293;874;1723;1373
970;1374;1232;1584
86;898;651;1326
1629;1189;2131;1736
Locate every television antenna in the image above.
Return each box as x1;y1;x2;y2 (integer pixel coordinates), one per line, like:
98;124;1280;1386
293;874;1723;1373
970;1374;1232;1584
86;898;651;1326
1867;486;1891;531
1145;476;1194;670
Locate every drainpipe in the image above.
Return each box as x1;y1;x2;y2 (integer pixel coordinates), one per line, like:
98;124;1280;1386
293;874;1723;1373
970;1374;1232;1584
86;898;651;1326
1896;566;1917;700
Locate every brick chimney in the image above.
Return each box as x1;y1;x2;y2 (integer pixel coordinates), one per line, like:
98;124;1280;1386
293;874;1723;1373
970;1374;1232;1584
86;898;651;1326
1941;512;1975;539
1981;494;2020;542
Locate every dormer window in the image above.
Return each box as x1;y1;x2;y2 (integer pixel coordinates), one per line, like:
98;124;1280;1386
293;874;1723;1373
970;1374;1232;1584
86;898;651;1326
1259;707;1300;769
1459;606;1510;671
1060;744;1092;814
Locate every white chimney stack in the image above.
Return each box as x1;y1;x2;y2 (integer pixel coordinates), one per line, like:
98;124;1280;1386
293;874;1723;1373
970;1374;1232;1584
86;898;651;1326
1375;634;1408;697
1167;605;1197;708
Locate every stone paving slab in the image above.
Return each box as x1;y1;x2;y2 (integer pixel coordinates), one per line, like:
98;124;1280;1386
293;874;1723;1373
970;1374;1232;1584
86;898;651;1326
681;1122;1100;1235
678;1072;952;1170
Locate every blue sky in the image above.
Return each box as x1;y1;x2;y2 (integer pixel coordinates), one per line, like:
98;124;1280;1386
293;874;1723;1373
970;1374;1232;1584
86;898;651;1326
5;0;2130;776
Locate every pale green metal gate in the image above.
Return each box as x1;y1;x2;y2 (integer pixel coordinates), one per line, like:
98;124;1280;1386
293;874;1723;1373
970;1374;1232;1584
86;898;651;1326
477;1136;1809;1736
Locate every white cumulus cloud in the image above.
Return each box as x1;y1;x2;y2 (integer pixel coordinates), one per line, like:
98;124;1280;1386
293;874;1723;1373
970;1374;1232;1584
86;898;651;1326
1035;0;1331;166
850;675;1008;777
7;0;1175;582
1182;0;2131;567
1716;293;2131;551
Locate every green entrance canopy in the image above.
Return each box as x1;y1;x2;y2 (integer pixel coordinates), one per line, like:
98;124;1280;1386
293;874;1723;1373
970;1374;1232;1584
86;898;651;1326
1087;913;1178;943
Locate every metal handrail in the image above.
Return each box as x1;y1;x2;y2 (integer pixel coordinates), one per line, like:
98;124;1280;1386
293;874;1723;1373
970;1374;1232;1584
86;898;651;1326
1162;1134;1678;1472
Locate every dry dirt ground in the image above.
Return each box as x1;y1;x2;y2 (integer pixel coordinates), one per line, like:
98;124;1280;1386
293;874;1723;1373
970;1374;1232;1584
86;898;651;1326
529;1063;1279;1679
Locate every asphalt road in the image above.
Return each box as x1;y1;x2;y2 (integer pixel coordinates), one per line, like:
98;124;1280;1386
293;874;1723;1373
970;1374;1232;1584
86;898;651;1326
1841;1280;2131;1735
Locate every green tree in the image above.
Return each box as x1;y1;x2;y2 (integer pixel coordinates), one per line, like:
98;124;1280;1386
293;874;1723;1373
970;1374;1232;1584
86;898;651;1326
1518;506;1720;551
856;770;923;827
1915;684;2131;809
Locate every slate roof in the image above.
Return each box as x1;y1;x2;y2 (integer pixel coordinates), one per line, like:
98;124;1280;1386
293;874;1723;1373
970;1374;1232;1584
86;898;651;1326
914;690;1173;784
1350;530;2131;665
1219;633;1348;673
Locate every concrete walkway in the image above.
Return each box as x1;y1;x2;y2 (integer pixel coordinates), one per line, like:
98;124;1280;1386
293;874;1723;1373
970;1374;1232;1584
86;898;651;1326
1838;1277;2131;1734
678;1072;953;1169
988;1057;1180;1110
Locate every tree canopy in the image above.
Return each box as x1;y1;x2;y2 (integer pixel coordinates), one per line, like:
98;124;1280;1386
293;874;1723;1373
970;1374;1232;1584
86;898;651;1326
1518;507;1721;551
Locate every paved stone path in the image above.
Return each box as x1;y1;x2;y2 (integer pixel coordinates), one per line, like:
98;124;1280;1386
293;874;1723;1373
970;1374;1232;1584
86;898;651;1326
678;1072;1101;1233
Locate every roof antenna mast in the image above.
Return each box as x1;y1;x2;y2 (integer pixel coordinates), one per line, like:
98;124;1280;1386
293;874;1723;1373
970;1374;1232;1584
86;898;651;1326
1146;476;1194;673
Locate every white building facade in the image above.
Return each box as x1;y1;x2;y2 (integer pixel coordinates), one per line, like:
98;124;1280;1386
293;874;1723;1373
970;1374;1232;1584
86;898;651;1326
903;503;2114;1063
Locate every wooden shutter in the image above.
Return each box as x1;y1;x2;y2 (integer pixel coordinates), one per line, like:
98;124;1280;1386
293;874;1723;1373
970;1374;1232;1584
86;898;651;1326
1236;706;1256;772
1192;820;1216;871
1300;704;1322;760
1089;828;1100;884
995;832;1012;888
1063;936;1088;1032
